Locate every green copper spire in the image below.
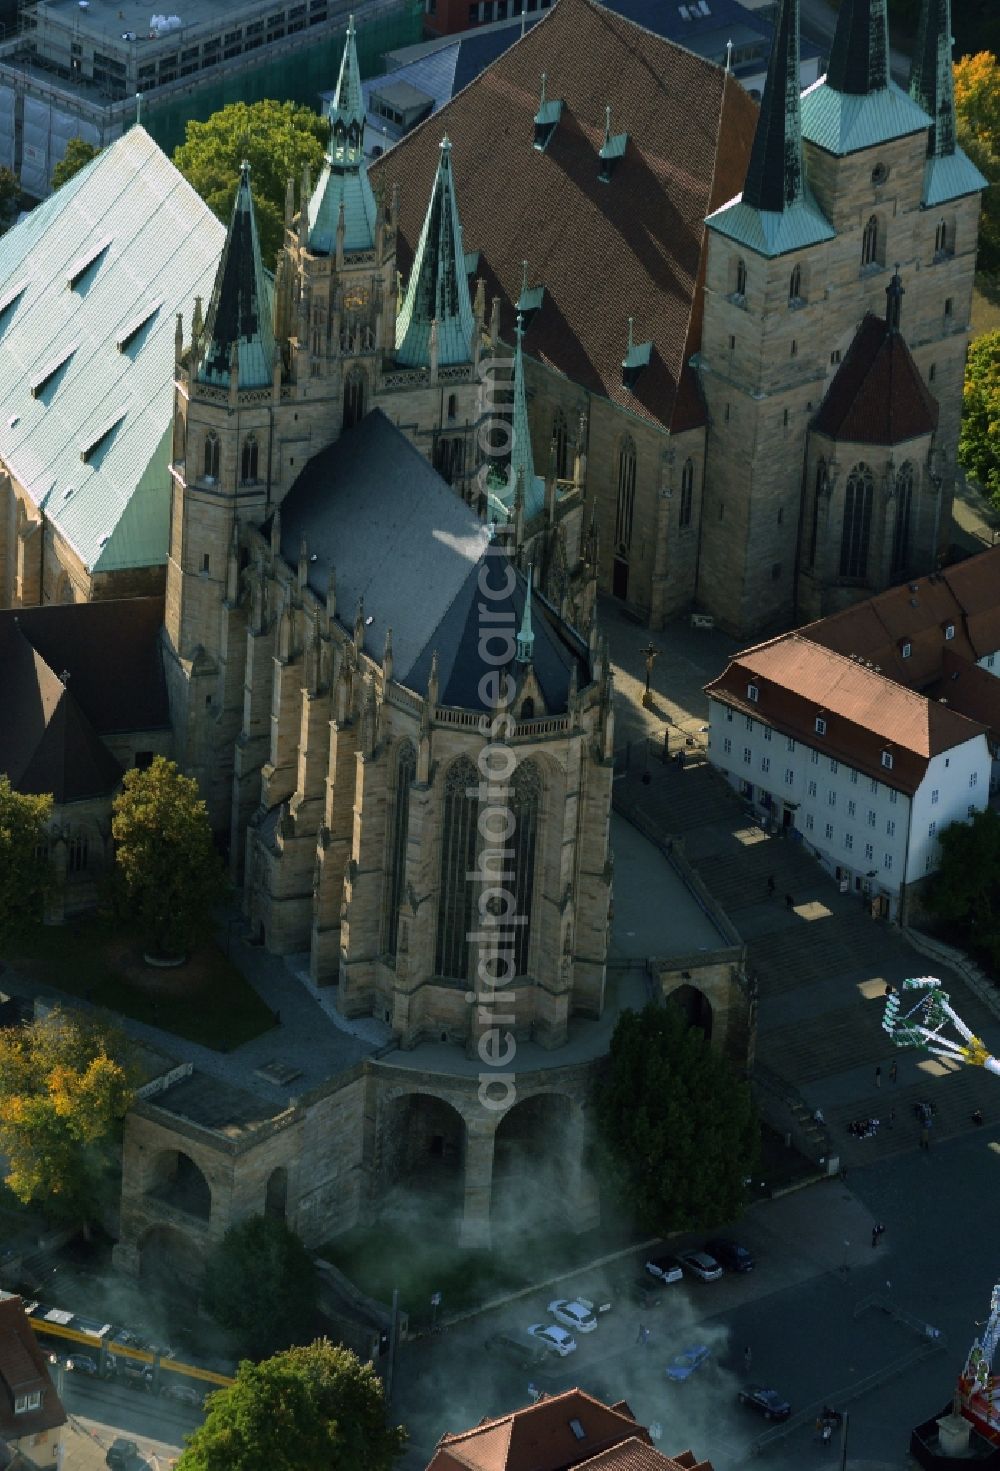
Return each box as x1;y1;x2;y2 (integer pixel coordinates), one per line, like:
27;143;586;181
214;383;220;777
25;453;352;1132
395;137;476;368
742;0;804;213
516;564;535;664
307;16;376;254
827;0;888;95
507;315;545;520
909;0;987;204
198;161;274;389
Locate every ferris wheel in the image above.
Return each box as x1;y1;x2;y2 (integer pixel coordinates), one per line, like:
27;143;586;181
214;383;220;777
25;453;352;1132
882;977;1000;1076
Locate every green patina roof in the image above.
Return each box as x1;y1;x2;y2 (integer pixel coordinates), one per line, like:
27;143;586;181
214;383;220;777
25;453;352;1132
308;16;377;255
922;150;989;206
197;162;274;390
395;136;476;369
489;321;545;523
707;193;834;258
909;0;987;207
800;76;931;155
0;126;224;574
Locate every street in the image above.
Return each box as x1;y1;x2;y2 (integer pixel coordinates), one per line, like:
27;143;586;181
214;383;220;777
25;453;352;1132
54;1372;193;1468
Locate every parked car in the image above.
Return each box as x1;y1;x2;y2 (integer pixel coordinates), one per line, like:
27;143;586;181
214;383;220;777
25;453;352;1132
548;1299;598;1333
706;1238;755;1272
527;1323;577;1357
676;1249;723;1282
161;1381;200;1406
645;1255;683;1284
118;1358;154;1390
738;1385;792;1421
484;1333;549;1370
105;1440;140;1470
666;1344;711;1382
65;1353;100;1376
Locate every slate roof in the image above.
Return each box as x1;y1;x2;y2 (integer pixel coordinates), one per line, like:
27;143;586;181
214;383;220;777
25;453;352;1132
427;1389;654;1471
0;127;224;574
811;311;938;445
707;633;988;794
371;0;758;434
0;1297;66;1443
273;410;588;711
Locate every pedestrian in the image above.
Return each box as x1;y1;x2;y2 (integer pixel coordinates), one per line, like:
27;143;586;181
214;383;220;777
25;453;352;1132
785;893;794;911
876;1223;885;1238
767;875;776;898
744;1345;752;1372
642;1326;651;1347
889;1061;898;1085
875;1065;882;1088
871;1226;879;1248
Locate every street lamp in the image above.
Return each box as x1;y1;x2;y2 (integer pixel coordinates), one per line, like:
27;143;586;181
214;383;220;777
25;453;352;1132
641;641;659;710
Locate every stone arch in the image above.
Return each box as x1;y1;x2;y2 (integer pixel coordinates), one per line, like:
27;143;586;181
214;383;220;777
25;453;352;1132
376;1091;468;1229
146;1148;212;1222
264;1165;288;1221
860;213;882;269
139;1224;200;1290
203;430;220;482
491;1091;584;1233
665;982;714;1038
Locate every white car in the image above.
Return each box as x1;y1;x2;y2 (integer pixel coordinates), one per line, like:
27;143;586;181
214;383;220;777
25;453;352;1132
527;1322;578;1356
677;1249;723;1282
548;1298;598;1333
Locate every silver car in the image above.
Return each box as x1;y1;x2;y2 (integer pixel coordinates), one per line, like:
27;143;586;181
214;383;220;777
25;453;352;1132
677;1249;723;1282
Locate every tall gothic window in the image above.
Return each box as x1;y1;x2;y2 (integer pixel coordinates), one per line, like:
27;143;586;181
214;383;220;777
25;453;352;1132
343;369;366;430
861;215;879;268
552;407;568;479
434;436;465;485
615;437;636;554
679;458;694;528
510;760;541;976
384;742;416;958
241;434;258;484
809;457;826;568
839;463;874;578
735;258;747;297
435;758;479;981
789;265;802;303
934;219;951;256
891;462;914;577
204;431;220;481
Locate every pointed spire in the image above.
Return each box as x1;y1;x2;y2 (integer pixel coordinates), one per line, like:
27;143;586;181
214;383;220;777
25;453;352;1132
885;265;904;333
307;16;376;255
395;136;476;368
909;0;955;158
826;0;888;96
508;313;537;507
741;0;804;212
198;162;274;389
517;566;535;664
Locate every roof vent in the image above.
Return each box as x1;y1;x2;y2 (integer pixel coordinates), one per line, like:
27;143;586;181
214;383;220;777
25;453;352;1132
79;409;128;464
569;1419;587;1440
622;316;652;390
598;105;628;183
0;279;29;334
66;234;112;290
7;414;17;429
909;583;919;593
116;298;163;353
517;260;545;328
910;597;918;607
30;342;79;399
533;73;563;152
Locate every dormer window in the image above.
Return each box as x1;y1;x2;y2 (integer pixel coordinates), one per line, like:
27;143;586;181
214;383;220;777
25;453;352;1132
621;317;651;391
14;1391;41;1414
815;717;827;736
944;623;955;640
747;683;759;703
598;105;628;183
901;641;911;658
533;73;563;152
517;261;545;331
881;751;894;770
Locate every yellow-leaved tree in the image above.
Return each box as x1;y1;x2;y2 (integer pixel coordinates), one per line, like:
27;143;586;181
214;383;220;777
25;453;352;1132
954;52;1000;275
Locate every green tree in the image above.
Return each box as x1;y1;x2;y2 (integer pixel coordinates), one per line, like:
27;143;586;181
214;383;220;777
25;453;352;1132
111;756;225;959
177;1339;407;1471
0;1008;138;1230
0;776;52;943
202;1215;318;1359
173;100;327;265
927;807;1000;966
597;1002;759;1234
51;138;100;192
959;329;1000;505
954;52;1000;276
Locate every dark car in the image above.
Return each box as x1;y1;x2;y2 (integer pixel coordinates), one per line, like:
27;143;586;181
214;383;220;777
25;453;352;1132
118;1358;154;1390
484;1333;549;1370
65;1352;100;1376
706;1238;755;1272
106;1440;140;1470
738;1386;791;1421
645;1254;684;1284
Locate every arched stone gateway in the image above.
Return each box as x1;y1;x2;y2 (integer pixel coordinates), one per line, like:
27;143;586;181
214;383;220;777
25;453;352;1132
375;1092;467;1238
666;983;714;1039
139;1225;200;1290
491;1092;597;1239
146;1149;212;1222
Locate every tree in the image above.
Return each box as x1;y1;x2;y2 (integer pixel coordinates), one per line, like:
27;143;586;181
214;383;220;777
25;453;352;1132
51;138;100;192
0;776;52;943
597;1002;759;1234
173;100;328;265
959;329;1000;506
954;52;1000;276
927;807;1000;967
0;1008;138;1230
176;1339;407;1471
111;756;225;959
202;1215;318;1359
0;167;19;222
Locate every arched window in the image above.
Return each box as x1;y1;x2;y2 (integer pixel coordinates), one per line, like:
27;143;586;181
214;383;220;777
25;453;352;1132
520;697;535;721
435;757;479;981
934;219;949;256
679;457;694;529
808;457;826;568
839;463;874;579
615;436;636;554
509;760;541;976
384;742;416;958
343;368;366;430
861;215;879;268
203;431;220;482
789;265;802;303
735;258;747;298
891;462;914;577
240;433;258;484
552;407;568;479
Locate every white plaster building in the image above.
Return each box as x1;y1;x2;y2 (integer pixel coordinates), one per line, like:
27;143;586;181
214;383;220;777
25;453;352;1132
706;633;991;918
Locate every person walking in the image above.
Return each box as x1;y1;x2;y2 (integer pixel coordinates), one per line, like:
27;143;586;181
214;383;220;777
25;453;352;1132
874;1065;882;1088
889;1060;898;1085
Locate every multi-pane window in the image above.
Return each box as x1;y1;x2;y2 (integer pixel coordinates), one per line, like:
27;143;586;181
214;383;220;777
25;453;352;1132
761;756;770;773
679;458;694;529
884;853;893;871
435;758;480;980
850;770;858;785
861;214;879;267
763;726;772;742
825;822;834;840
743;747;752;764
806;813;815;831
828;791;837;807
931;789;939;805
971;771;979;788
886;819;896;837
615;437;636;553
204;431;220;480
808;780;817;797
811;750;819;765
889;789;898;804
845;833;853;850
241;433;259;483
891;462;913;577
384;742;416;957
508;761;541;975
745;715;754;731
723;737;732;754
840;463;874;578
928;822;937;838
786;737;795;752
829;759;838;774
868;810;877;827
785;769;794;785
865;843;874;861
847;800;856;817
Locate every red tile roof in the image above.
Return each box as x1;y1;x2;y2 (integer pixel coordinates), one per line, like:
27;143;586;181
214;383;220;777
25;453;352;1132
812;313;938;446
575;1439;713;1471
0;1298;65;1444
426;1389;652;1471
373;0;758;433
705;633;988;794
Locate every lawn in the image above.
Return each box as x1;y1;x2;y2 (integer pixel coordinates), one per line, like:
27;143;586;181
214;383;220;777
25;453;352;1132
4;916;275;1051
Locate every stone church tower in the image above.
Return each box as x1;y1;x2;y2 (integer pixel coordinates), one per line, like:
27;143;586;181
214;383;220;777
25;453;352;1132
696;0;985;635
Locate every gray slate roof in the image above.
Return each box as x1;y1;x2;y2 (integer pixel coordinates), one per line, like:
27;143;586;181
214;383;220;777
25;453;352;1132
0;126;225;573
